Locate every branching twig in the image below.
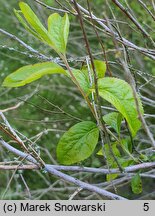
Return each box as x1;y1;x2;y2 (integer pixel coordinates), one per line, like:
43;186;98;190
0;102;23;113
0;138;126;200
0;28;59;63
112;0;155;46
138;0;155;21
0;112;28;151
0;163;155;174
34;0;69;13
70;1;155;60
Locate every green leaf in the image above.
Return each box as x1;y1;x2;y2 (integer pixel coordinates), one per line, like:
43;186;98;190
66;62;106;95
97;143;121;159
57;121;99;165
19;2;51;44
121;138;133;153
139;154;149;162
93;60;106;78
2;62;66;87
148;152;155;162
48;13;69;54
131;173;142;194
117;158;135;167
103;112;123;135
17;3;70;53
82;60;106;79
97;77;143;136
106;173;118;181
97;142;120;181
67;69;90;94
14;9;42;40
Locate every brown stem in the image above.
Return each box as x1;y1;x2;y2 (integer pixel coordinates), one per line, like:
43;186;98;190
112;0;155;47
73;0;123;173
0;124;27;151
86;0;112;77
61;54;96;118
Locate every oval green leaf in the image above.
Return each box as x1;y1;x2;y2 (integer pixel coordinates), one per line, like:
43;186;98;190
14;9;42;40
82;60;106;79
2;62;66;87
97;77;143;137
131;173;142;194
93;60;106;78
56;121;99;165
48;13;69;54
103;112;123;135
66;69;90;94
19;2;51;44
17;3;70;54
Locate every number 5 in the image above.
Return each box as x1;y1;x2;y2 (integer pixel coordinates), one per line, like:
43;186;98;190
143;203;149;211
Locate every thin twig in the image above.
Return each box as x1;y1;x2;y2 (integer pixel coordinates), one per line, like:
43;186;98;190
19;174;32;199
87;1;112;76
69;187;83;200
0;112;28;151
34;0;69;13
112;0;155;46
0;162;155;174
138;0;155;21
0;102;23;113
70;1;155;60
0;139;126;200
0;28;58;63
